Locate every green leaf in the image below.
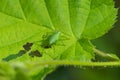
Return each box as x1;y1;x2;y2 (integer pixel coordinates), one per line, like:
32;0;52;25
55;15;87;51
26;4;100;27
81;0;117;39
0;0;117;80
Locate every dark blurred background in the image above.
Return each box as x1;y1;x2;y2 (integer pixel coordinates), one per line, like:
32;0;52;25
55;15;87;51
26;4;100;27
45;0;120;80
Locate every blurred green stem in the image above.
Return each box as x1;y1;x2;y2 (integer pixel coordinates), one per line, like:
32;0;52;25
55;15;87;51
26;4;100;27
33;61;120;67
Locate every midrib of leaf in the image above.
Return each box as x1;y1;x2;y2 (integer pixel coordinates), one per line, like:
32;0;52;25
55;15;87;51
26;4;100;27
18;0;27;21
82;0;91;34
40;0;55;30
0;11;42;28
18;0;55;30
66;0;75;38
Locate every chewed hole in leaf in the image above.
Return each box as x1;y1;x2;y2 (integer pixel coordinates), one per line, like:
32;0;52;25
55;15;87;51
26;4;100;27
2;50;26;62
29;50;42;57
23;42;33;51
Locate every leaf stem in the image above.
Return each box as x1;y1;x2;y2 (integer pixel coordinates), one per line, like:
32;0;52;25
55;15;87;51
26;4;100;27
94;48;119;61
33;60;120;67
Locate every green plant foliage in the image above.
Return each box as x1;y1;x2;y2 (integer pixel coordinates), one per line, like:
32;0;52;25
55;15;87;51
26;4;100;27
0;0;118;80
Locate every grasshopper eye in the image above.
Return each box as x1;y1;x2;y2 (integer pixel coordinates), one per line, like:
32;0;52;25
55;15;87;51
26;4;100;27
23;42;33;51
29;50;42;57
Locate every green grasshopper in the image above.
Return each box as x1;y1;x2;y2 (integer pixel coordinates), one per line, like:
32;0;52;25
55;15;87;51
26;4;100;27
41;31;61;49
